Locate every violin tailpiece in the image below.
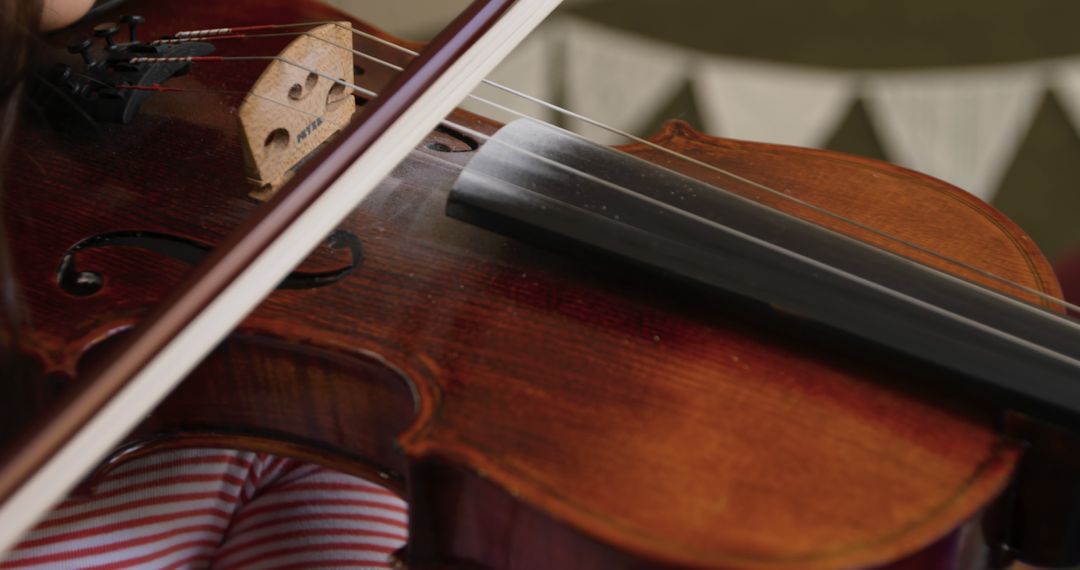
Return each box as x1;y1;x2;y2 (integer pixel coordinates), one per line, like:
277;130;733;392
239;22;355;201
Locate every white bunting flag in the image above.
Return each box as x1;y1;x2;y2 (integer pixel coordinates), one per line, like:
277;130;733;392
692;57;855;148
1050;57;1080;140
864;66;1043;202
563;18;690;144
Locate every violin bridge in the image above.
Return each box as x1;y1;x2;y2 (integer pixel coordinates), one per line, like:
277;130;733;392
239;22;355;201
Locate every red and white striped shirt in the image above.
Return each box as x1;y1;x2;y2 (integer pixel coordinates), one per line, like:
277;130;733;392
0;449;408;569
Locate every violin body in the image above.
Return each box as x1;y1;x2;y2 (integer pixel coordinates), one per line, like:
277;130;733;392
2;0;1073;568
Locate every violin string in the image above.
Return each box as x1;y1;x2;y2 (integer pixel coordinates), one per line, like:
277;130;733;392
132;53;1080;323
151;30;412;84
116;76;1080;365
31;72;101;127
421;123;1080;342
442;133;1080;369
157;23;1080;314
114;72;1080;360
170;21;344;39
113;84;321;118
341;27;1080;315
130;37;1080;318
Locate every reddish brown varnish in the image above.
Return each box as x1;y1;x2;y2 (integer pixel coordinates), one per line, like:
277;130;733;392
1;1;1073;568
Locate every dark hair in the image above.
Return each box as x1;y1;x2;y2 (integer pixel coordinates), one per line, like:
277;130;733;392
0;0;41;101
0;0;41;438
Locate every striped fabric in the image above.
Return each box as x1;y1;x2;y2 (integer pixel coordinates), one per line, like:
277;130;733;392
0;449;408;570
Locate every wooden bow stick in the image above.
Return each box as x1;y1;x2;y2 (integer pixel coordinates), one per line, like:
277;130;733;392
0;0;562;552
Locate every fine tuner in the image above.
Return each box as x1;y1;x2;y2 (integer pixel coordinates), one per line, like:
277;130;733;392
43;17;355;198
44;15;213;124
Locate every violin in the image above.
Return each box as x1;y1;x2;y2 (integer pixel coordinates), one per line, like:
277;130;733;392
2;0;1080;568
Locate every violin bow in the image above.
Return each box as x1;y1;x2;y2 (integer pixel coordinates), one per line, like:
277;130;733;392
0;0;562;552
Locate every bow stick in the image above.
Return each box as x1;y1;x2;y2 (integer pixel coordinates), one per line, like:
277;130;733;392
0;0;562;552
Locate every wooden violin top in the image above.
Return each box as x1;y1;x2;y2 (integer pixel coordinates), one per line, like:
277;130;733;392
4;0;1067;567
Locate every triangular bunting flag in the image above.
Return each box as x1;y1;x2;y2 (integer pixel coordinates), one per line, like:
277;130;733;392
460;23;559;125
692;57;855;148
563;18;689;144
864;66;1043;202
1050;57;1080;138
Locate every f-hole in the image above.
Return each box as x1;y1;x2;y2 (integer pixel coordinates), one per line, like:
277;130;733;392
57;230;364;296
